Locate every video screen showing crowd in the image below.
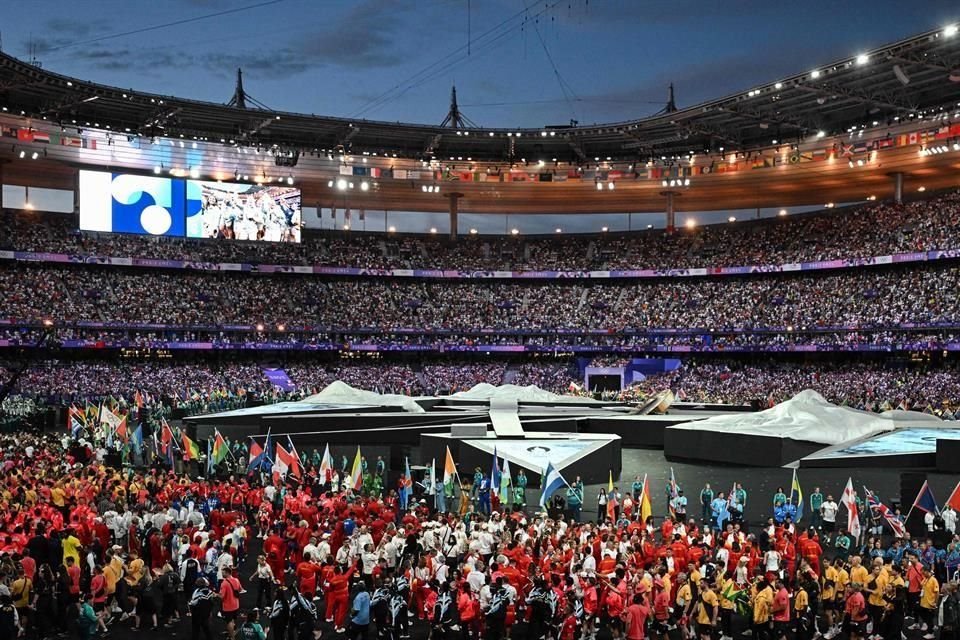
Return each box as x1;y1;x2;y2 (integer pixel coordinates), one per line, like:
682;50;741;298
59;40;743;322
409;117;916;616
191;183;302;243
2;416;960;640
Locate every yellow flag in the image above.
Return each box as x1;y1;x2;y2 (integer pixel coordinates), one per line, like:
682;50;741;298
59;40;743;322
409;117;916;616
350;446;363;489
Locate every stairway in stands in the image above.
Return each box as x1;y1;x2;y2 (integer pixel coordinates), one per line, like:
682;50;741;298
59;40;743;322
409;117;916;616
502;364;520;385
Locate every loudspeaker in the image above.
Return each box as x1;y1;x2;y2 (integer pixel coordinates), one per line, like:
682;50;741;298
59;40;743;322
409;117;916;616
937;439;960;473
900;472;928;535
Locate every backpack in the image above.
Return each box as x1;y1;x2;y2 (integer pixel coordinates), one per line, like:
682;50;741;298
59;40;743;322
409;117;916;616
239;622;260;640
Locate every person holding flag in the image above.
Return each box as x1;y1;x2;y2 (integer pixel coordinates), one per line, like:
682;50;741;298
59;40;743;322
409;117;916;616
842;477;861;544
539;461;569;510
908;480;940;533
943;481;960;533
442;446;459;511
790;468;804;523
349;446;363;494
489;447;501;512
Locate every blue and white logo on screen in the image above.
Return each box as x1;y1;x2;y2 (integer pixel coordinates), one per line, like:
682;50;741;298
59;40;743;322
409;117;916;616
79;170;186;237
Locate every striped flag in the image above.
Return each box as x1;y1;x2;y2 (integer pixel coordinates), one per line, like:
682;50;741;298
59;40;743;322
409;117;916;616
864;486;906;538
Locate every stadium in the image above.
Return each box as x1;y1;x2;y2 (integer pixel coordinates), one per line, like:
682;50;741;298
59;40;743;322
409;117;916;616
2;4;960;640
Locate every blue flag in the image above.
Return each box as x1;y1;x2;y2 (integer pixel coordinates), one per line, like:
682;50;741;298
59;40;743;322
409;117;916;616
912;481;939;515
539;461;568;509
490;446;501;498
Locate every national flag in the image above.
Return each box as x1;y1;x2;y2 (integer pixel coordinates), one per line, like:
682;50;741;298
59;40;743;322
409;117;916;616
428;458;437;503
134;391;144;408
285;436;303;479
67;405;86;432
910;480;939;515
318;443;334;478
349;446;362;490
608;470;614;494
131;423;144;454
539;461;569;509
790;468;804;522
181;432;201;461
668;468;679;518
212;431;228;465
842;477;861;541
607;485;619;521
206;438;214;476
500;458;511;501
159;420;174;454
115;415;128;442
247;432;273;473
248;439;264;471
32;131;50;144
490;446;501;499
946;481;960;512
721;581;752;618
639;474;653;524
864;486;906;538
443;446;457;494
274;442;300;482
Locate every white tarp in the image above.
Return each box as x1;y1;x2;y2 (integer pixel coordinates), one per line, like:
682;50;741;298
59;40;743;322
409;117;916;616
303;381;425;413
666;389;940;445
449;383;603;404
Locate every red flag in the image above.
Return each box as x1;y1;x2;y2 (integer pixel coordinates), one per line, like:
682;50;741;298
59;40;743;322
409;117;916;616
946;482;960;512
160;421;174;454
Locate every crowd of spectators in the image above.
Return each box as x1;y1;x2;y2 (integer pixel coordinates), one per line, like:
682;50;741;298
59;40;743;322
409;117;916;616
632;360;960;413
4;191;960;270
5;261;960;332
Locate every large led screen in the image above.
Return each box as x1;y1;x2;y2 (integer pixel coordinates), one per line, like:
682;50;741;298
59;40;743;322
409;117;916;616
78;170;302;243
186;181;301;243
79;170;187;237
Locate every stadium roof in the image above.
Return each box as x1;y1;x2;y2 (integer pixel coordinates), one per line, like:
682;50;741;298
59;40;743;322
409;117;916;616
1;25;960;214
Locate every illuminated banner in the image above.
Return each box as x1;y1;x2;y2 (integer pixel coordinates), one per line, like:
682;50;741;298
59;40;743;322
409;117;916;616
79;170;302;243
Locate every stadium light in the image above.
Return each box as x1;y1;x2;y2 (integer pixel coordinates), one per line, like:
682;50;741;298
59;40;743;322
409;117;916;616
360;181;369;191
855;53;869;65
255;323;264;332
647;224;654;229
511;228;519;235
686;219;697;229
388;226;396;233
774;82;783;89
430;227;437;234
189;166;199;179
287;175;294;185
343;224;350;230
555;228;562;233
779;209;787;216
17;150;25;159
30;151;38;160
918;186;926;192
154;165;162;174
337;179;348;191
810;69;821;79
945;24;958;37
422;185;428;192
601;226;609;232
469;228;478;235
42;318;54;327
607;182;615;190
596;182;604;191
327;180;334;188
728;216;736;222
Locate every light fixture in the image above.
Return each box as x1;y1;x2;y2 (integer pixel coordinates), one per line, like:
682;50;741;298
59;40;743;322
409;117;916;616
154;165;162;174
811;69;821;79
774;82;782;89
825;202;835;208
430;227;437;234
945;24;958;37
596;182;603;191
646;224;653;229
360;181;369;191
555;228;562;233
778;209;787;216
511;228;519;235
189;166;199;179
287;175;294;185
728;216;736;222
255;323;264;332
31;151;38;160
337;179;348;190
343;224;351;230
601;226;609;232
817;131;826;138
855;53;869;65
422;185;428;192
327;180;334;188
918;186;926;192
607;181;615;190
276;324;285;332
469;228;478;235
685;219;696;229
388;226;396;232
